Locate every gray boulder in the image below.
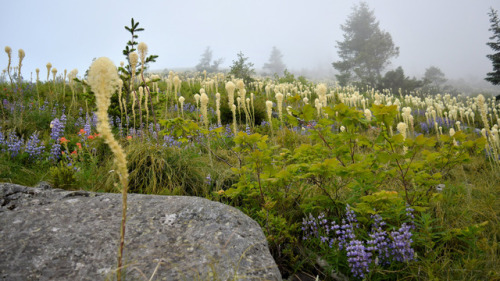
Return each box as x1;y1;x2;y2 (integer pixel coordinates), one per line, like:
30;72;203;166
0;183;282;281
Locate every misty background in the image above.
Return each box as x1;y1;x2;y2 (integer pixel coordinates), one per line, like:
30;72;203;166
1;0;499;93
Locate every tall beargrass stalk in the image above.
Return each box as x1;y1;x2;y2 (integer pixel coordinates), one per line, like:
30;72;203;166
87;57;129;281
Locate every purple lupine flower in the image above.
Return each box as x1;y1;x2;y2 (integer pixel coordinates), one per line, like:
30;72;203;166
39;100;48;111
50;118;64;140
60;114;67;126
149;122;154;135
91;112;98;129
0;127;5;147
6;132;24;158
225;124;233;137
163;135;181;148
0;129;5;152
51;103;58;117
10;101;16;115
84;118;92;139
346;239;371;278
336;219;356;250
301;206;416;278
136;129;143;138
346;204;358;225
25;132;45;159
245;125;251;135
406;206;415;221
50;143;61;161
129;127;136;137
389;223;415;262
117;117;123;137
109;114;114;127
75;117;84;128
366;214;390;265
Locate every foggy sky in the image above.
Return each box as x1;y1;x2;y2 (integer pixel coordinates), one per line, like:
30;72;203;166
1;0;499;83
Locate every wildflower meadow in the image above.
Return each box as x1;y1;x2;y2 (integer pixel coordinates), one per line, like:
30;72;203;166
1;21;500;281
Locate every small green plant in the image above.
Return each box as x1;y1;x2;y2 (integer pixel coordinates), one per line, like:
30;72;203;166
49;161;77;190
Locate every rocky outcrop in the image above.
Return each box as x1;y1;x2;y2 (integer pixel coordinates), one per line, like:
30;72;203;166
0;183;282;281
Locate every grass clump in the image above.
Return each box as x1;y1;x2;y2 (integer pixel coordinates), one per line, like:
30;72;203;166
125;141;209;196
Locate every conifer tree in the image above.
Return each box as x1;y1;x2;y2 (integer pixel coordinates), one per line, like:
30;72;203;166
332;2;399;87
263;46;286;75
486;8;500;85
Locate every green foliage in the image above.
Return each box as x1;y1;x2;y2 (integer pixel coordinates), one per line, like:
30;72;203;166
49;161;77;190
379;66;424;94
159;117;204;143
224;132;302;272
228;52;255;85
